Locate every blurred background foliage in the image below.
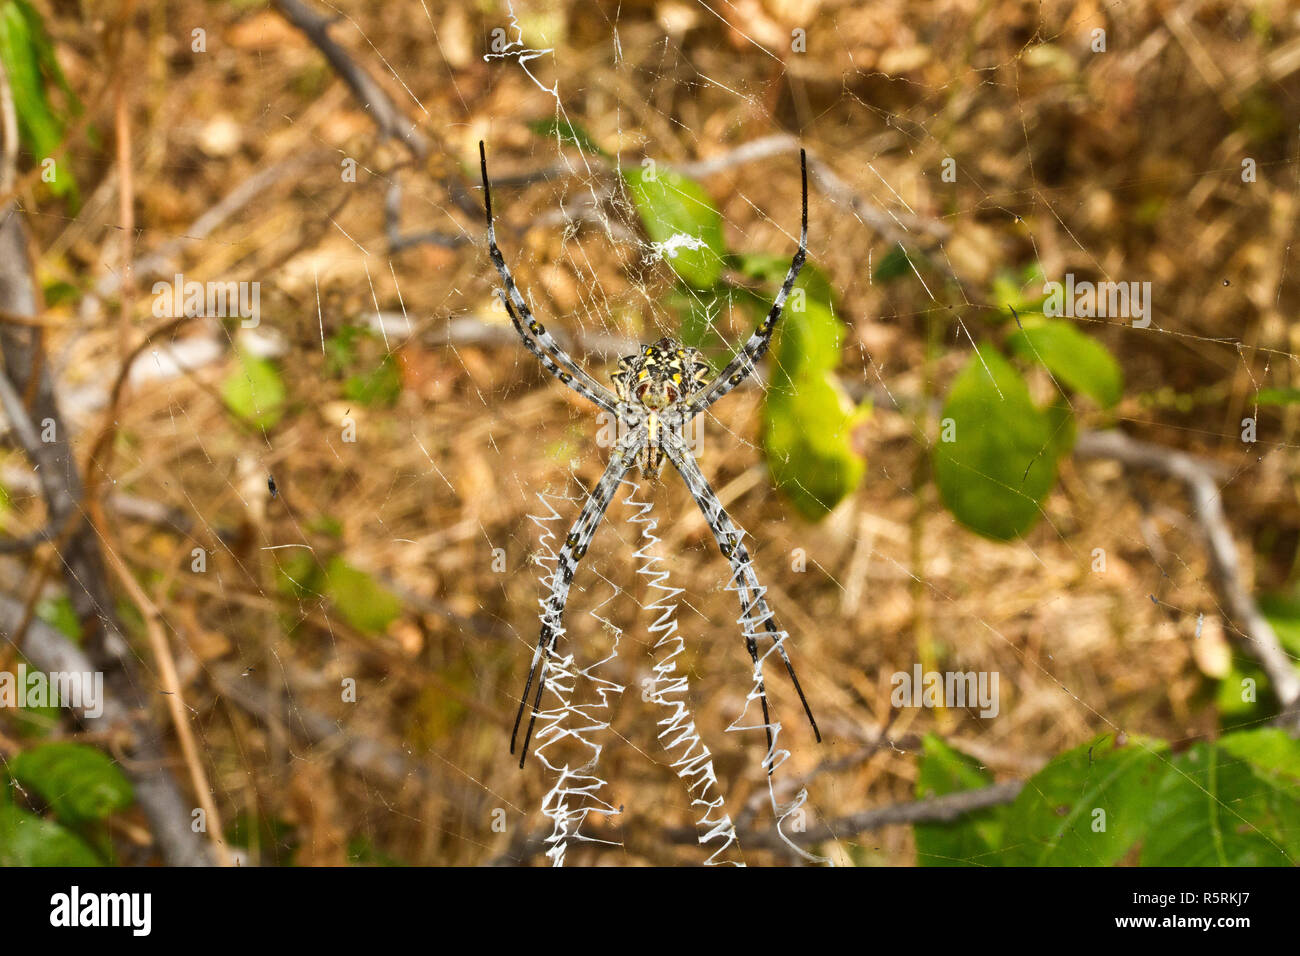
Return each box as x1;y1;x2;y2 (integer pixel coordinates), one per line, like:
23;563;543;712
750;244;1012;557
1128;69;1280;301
0;0;1299;865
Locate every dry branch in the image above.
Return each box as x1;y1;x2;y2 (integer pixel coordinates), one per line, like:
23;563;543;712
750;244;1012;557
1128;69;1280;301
271;0;428;157
1074;428;1300;731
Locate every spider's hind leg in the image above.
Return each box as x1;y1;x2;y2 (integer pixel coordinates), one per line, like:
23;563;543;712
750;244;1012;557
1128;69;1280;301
661;438;822;764
511;432;643;767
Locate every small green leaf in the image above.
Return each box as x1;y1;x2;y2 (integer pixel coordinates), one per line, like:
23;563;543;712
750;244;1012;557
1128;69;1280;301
733;254;835;307
528;117;607;157
324;556;401;635
221;350;286;428
275;550;323;600
914;735;1008;866
991;263;1048;317
1259;593;1300;657
1256;387;1300;406
1044;396;1078;459
872;245;912;283
770;288;843;378
36;595;79;642
762;371;868;520
1007;319;1123;407
308;515;344;539
0;804;101;865
1002;734;1169;865
1215;660;1273;722
624;165;726;288
325;324;366;375
1217;728;1300;779
667;285;725;353
934;346;1060;540
10;742;134;822
0;1;79;201
343;355;402;407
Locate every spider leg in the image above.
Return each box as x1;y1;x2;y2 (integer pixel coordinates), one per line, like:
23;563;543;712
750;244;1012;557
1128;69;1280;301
479;141;619;413
512;429;646;768
661;437;822;758
687;148;807;418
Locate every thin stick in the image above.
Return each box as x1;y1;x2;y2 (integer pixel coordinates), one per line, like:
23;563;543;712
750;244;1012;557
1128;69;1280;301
98;542;234;867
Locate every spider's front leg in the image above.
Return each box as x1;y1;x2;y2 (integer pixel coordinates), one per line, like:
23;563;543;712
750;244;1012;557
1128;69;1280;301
686;148;808;418
512;427;648;768
479;142;619;414
660;435;821;763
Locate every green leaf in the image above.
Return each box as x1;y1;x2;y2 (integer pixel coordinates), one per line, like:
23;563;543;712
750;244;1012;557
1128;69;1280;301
0;804;101;865
624;165;726;288
325;324;366;375
1215;660;1273;722
36;595;79;642
667;285;725;353
1001;734;1170;865
1007;319;1123;407
1044;396;1078;459
275;550;323;600
762;370;868;520
1142;731;1300;865
10;742;134;822
933;346;1060;540
8;654;59;738
770;286;843;378
1217;727;1300;779
733;254;835;307
1253;387;1300;406
343;355;402;407
528;117;607;157
324;556;401;635
991;263;1048;316
914;735;1007;866
221;349;286;428
0;1;79;201
1259;593;1300;657
872;245;911;283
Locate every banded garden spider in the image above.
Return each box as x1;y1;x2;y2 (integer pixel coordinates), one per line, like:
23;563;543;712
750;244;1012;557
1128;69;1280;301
479;141;821;769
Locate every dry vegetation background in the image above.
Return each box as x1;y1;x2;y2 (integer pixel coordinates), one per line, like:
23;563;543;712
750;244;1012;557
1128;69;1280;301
2;0;1300;866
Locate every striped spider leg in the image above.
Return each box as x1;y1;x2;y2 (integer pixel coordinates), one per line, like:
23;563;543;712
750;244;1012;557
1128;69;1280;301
660;432;821;764
479;141;619;415
686;147;807;419
511;425;648;768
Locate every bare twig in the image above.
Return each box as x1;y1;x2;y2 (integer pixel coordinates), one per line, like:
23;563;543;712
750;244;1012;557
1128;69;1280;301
1074;429;1300;731
672;133;951;246
210;665;457;798
99;546;233;866
494;780;1023;864
90;153;325;306
384;170;471;251
270;0;428;157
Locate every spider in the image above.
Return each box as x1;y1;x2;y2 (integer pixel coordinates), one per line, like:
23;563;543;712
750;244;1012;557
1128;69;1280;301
479;141;821;769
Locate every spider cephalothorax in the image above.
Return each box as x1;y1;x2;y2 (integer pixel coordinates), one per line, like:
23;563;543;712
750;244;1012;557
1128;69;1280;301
611;337;710;478
480;141;820;770
611;336;710;408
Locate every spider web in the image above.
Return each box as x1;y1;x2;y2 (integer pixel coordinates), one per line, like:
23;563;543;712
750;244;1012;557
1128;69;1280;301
2;0;1299;868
